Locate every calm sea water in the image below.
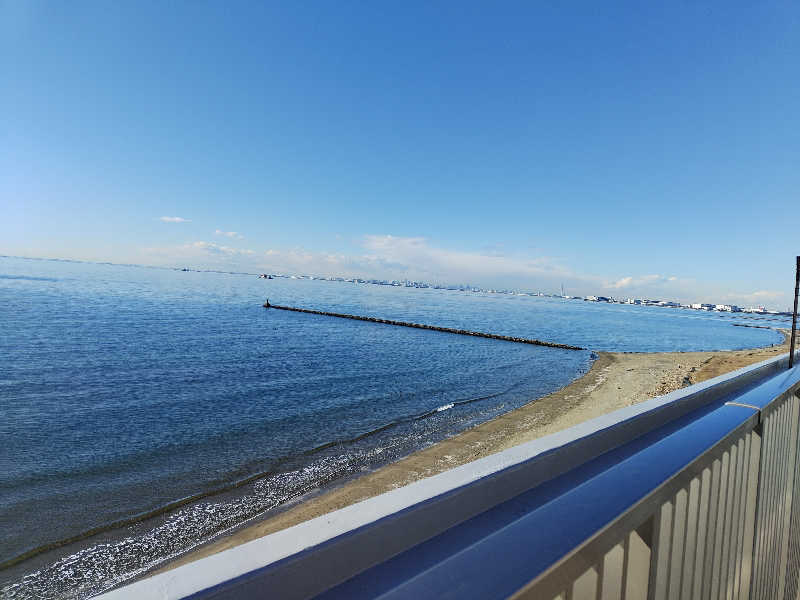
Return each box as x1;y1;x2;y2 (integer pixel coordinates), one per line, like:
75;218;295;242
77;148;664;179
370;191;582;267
0;257;785;598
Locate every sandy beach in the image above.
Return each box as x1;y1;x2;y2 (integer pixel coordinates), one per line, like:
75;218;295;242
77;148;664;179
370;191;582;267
157;329;791;573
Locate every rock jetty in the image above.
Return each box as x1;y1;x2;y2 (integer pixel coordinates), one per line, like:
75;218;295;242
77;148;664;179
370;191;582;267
263;303;585;351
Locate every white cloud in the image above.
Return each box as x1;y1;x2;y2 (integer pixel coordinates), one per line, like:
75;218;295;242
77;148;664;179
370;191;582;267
140;234;694;299
159;216;191;223
359;235;574;285
215;229;244;239
137;233;786;308
142;241;255;266
143;234;581;288
606;274;678;290
722;290;786;306
189;241;254;256
608;276;634;289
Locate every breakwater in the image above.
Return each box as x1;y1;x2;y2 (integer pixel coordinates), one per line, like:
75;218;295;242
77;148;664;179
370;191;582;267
263;303;585;351
732;323;774;330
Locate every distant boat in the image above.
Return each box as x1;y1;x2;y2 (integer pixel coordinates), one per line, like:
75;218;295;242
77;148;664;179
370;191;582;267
258;274;274;279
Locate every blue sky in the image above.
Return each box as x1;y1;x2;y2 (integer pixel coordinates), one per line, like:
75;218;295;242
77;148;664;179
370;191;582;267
2;2;798;307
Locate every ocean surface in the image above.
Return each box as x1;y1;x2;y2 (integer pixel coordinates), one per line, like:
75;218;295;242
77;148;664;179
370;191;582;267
0;256;787;599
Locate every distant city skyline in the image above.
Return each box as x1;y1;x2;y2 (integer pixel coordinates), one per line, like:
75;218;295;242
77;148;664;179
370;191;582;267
2;253;791;313
3;3;798;310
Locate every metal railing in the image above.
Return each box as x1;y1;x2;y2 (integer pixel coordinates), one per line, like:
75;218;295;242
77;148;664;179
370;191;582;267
101;353;800;600
523;407;761;600
518;362;800;600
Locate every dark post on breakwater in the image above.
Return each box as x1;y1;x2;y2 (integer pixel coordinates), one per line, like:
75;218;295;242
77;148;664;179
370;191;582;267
263;302;585;351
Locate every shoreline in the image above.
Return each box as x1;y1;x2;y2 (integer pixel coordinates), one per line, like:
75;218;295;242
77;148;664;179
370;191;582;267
154;329;790;576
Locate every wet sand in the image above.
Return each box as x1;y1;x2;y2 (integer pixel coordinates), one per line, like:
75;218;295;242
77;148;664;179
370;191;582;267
157;330;791;573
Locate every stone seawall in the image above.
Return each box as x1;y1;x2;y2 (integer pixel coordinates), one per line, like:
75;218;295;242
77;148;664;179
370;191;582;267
263;303;585;351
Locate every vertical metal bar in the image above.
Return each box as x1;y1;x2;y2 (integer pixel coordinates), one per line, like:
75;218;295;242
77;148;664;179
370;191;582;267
599;545;626;600
596;560;605;600
789;395;799;588
789;255;799;368
751;417;768;600
669;488;688;598
621;534;631;600
725;438;747;600
767;404;786;598
719;444;739;600
778;396;800;600
572;566;599;600
761;404;783;600
649;501;674;600
681;476;702;600
711;450;732;600
740;429;762;600
762;408;781;599
784;404;800;600
773;401;792;598
731;433;752;600
767;402;790;599
628;521;652;600
723;438;741;600
694;466;713;599
754;408;777;599
704;458;723;599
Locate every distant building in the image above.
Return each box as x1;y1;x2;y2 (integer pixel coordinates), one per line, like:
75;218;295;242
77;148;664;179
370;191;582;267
744;306;767;313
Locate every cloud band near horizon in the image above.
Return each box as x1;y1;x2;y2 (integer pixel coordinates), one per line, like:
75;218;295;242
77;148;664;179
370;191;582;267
138;234;787;308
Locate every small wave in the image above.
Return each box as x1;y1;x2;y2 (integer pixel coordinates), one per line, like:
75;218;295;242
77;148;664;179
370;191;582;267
306;386;521;453
0;274;58;282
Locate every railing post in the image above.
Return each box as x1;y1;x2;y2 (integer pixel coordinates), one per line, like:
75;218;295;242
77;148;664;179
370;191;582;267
777;396;799;600
739;429;762;600
648;501;673;600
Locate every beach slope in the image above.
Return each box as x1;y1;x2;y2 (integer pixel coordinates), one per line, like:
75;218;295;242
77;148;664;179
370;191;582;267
157;331;790;572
